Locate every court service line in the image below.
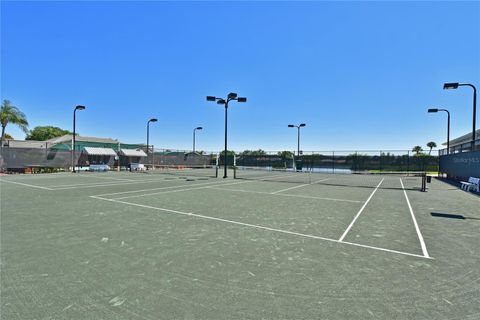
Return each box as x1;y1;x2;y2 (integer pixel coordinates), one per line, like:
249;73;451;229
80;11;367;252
47;177;178;188
90;195;432;260
338;178;384;242
89;172;290;197
207;187;363;203
112;180;253;200
86;175;138;182
0;179;54;190
312;177;331;184
400;178;430;258
48;178;186;190
93;179;244;197
270;178;331;194
270;184;311;194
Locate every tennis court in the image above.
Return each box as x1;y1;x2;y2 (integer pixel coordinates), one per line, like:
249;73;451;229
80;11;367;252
1;170;479;319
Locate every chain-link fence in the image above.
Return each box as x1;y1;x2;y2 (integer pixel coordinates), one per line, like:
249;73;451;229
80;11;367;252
146;149;218;168
1;144;439;174
234;150;439;173
0;143;219;173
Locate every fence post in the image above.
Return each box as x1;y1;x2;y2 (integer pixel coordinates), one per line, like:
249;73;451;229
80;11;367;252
117;142;120;171
379;151;382;172
353;151;358;171
407;150;410;175
332;151;335;173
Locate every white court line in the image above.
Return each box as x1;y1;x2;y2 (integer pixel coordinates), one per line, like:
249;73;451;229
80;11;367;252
56;172;282;192
270;184;311;194
93;179;240;197
48;177;188;190
86;175;137;182
0;179;54;190
90;196;193;215
90;195;432;260
312;177;331;184
207;187;363;203
400;178;430;258
112;180;253;200
237;171;310;182
338;178;384;242
47;177;176;188
270;178;330;194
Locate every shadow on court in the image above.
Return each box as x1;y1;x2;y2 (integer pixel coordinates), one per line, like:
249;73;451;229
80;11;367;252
431;212;480;221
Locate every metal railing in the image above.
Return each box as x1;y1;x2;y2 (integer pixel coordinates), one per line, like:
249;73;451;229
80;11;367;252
439;138;480;156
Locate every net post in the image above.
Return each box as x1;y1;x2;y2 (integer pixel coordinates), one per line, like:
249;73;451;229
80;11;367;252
421;172;427;192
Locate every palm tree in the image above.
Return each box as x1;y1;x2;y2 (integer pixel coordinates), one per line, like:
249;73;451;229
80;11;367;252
412;146;423;155
426;141;437;155
0;100;29;147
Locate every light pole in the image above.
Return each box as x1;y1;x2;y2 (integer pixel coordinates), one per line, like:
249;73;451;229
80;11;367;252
288;123;306;157
206;93;247;178
444;82;477;150
147;118;158;169
428;108;450;154
193;127;203;153
72;105;85;173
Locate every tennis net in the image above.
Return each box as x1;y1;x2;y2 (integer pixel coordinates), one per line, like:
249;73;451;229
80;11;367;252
233;166;427;191
136;165;218;179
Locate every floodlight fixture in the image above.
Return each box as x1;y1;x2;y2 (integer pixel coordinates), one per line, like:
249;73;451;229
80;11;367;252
288;123;306;158
72;105;86;173
206;91;248;178
443;83;459;90
427;107;451;154
442;82;477;149
146;118;158;167
193;126;203;153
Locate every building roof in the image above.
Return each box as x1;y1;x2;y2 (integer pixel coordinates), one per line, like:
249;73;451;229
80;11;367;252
46;135;119;144
443;129;480;146
1;140;48;148
120;149;147;157
83;147;118;156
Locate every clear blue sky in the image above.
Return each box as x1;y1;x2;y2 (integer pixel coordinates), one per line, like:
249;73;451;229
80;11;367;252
1;1;479;152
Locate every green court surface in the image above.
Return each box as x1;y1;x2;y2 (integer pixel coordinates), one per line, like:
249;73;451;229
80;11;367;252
1;171;479;319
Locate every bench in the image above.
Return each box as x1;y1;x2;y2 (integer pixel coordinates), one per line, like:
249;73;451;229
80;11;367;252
460;177;480;192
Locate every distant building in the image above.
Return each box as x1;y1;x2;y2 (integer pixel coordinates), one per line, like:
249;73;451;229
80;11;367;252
442;129;480;153
0;134;147;172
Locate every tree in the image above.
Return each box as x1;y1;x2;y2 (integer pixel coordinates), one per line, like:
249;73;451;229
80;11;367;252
3;133;13;140
26;126;73;141
412;146;423;155
277;151;294;159
1;100;29;146
238;149;267;157
426;141;437;155
219;150;236;157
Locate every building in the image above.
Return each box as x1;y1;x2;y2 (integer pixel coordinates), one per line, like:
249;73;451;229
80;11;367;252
442;129;480;154
0;135;147;172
